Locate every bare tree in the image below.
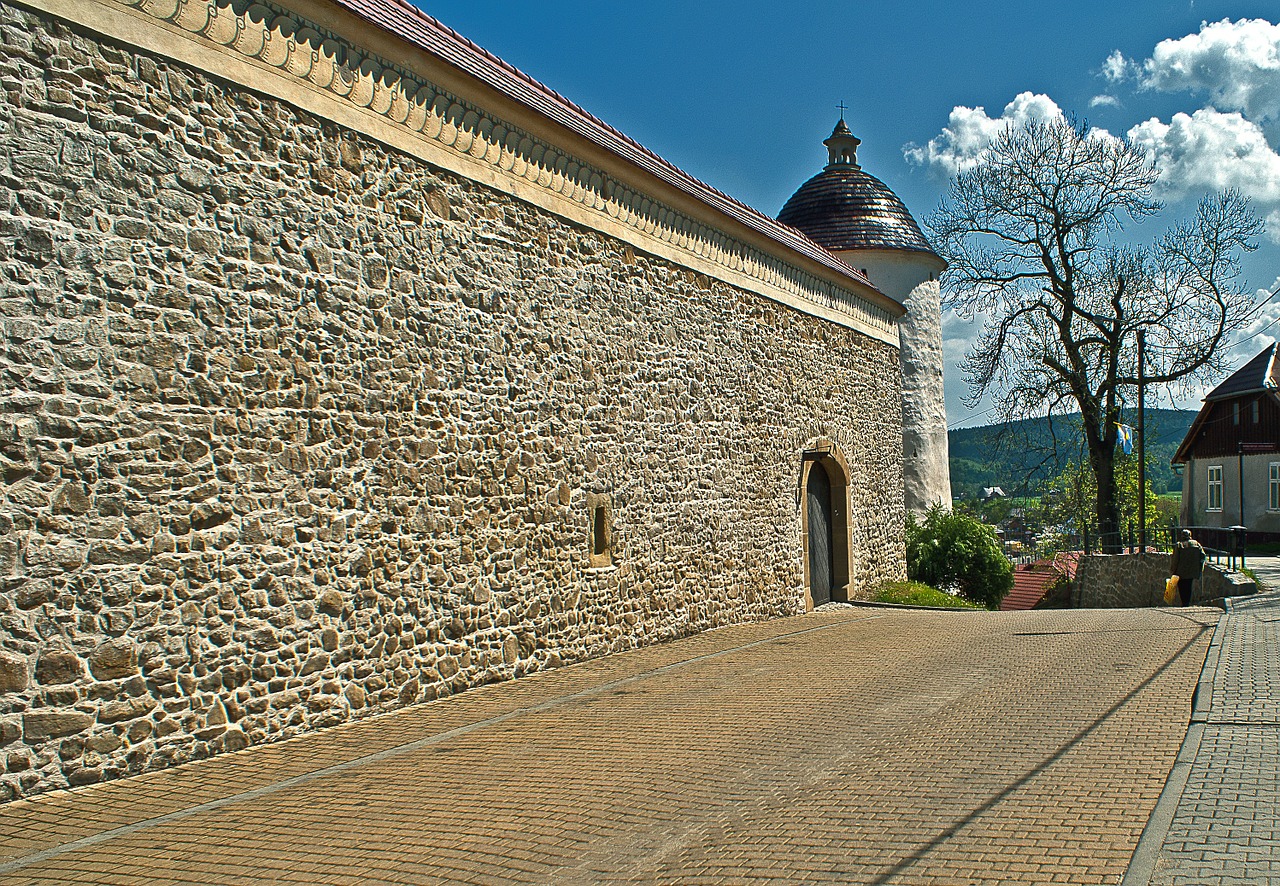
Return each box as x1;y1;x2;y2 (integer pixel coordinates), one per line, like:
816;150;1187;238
930;119;1261;545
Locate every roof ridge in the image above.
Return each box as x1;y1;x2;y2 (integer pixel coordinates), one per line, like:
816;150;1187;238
1205;343;1280;401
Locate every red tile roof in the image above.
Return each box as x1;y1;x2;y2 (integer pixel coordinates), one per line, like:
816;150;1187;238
1052;551;1081;580
1001;560;1070;612
329;0;892;303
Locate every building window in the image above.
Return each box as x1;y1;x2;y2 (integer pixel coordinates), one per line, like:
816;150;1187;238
1232;402;1240;425
1270;463;1280;511
1207;465;1223;512
1253;400;1260;423
586;491;614;568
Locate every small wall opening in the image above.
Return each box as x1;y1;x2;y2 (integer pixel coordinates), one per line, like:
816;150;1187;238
586;491;614;569
592;506;608;556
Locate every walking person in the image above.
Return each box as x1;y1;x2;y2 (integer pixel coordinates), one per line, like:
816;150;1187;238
1169;529;1208;606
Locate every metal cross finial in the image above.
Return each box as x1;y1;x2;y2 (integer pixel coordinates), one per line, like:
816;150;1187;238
836;100;847;121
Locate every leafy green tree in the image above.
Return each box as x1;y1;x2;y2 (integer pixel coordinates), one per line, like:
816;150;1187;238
1041;453;1160;540
1151;495;1181;530
1041;460;1097;532
1116;454;1161;539
905;505;1014;609
953;491;1015;526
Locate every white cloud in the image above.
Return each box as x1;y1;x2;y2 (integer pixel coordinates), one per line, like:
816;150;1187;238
1102;50;1133;83
1090;94;1121;109
1141;18;1280;122
1225;276;1280;359
1127;108;1280;202
904;92;1065;176
1267;210;1280;244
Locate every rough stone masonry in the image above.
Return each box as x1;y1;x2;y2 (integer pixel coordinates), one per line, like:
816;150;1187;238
0;0;907;799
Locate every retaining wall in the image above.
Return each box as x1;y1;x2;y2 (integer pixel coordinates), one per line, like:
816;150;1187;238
1075;554;1255;609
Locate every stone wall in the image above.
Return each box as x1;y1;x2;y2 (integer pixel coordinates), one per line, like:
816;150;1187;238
1074;554;1255;609
0;2;906;799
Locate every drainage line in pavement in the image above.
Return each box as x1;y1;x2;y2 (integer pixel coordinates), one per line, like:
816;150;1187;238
0;612;885;875
1013;628;1197;636
1156;607;1227;626
867;624;1211;886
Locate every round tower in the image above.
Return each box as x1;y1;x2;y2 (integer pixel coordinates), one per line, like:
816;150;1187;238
779;118;951;514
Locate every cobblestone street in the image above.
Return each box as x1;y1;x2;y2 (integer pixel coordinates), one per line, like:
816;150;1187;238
0;605;1216;885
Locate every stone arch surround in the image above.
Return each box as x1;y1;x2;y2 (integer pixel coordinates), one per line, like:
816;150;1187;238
0;0;906;799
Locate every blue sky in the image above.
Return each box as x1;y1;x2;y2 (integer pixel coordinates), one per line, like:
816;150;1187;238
420;2;1280;428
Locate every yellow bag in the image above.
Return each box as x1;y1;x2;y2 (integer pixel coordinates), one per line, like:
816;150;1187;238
1164;575;1180;605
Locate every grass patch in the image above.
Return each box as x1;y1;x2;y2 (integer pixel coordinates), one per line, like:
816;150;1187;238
873;581;985;610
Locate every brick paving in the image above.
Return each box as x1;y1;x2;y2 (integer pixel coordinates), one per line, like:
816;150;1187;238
0;606;1217;885
1125;591;1280;886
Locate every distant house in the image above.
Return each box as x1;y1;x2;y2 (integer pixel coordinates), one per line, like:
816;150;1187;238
981;486;1006;501
1173;344;1280;539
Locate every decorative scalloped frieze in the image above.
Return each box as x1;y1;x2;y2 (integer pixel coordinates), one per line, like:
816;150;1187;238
110;0;896;336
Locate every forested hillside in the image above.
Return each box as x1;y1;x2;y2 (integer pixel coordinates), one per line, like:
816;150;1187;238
948;409;1196;501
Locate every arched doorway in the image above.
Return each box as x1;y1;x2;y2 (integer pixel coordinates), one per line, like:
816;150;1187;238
801;443;852;609
806;461;835;606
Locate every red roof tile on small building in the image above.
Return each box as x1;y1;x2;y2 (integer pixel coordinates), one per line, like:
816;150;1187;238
1001;559;1071;611
1052;551;1081;581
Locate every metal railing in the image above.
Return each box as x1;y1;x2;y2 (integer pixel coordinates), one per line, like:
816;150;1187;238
1177;524;1248;572
1004;523;1248;571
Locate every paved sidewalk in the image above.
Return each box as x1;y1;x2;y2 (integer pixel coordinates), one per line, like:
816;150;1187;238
0;606;1214;885
1243;554;1280;592
1124;591;1280;885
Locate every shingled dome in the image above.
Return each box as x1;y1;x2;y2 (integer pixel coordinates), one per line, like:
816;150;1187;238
778;119;938;256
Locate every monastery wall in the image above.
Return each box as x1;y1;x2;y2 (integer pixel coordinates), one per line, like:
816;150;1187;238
0;0;906;799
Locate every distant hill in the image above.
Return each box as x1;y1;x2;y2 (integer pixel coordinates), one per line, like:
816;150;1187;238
948;408;1197;501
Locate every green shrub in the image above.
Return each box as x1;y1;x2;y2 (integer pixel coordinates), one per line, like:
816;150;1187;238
873;581;983;609
905;505;1014;609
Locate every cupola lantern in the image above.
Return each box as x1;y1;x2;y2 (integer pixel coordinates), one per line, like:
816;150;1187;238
823;118;861;168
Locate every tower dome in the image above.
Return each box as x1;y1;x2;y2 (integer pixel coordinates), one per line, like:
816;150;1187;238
778;120;937;255
779;117;951;515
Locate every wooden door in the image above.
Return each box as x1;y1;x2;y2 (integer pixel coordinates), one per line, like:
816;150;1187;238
807;462;834;606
